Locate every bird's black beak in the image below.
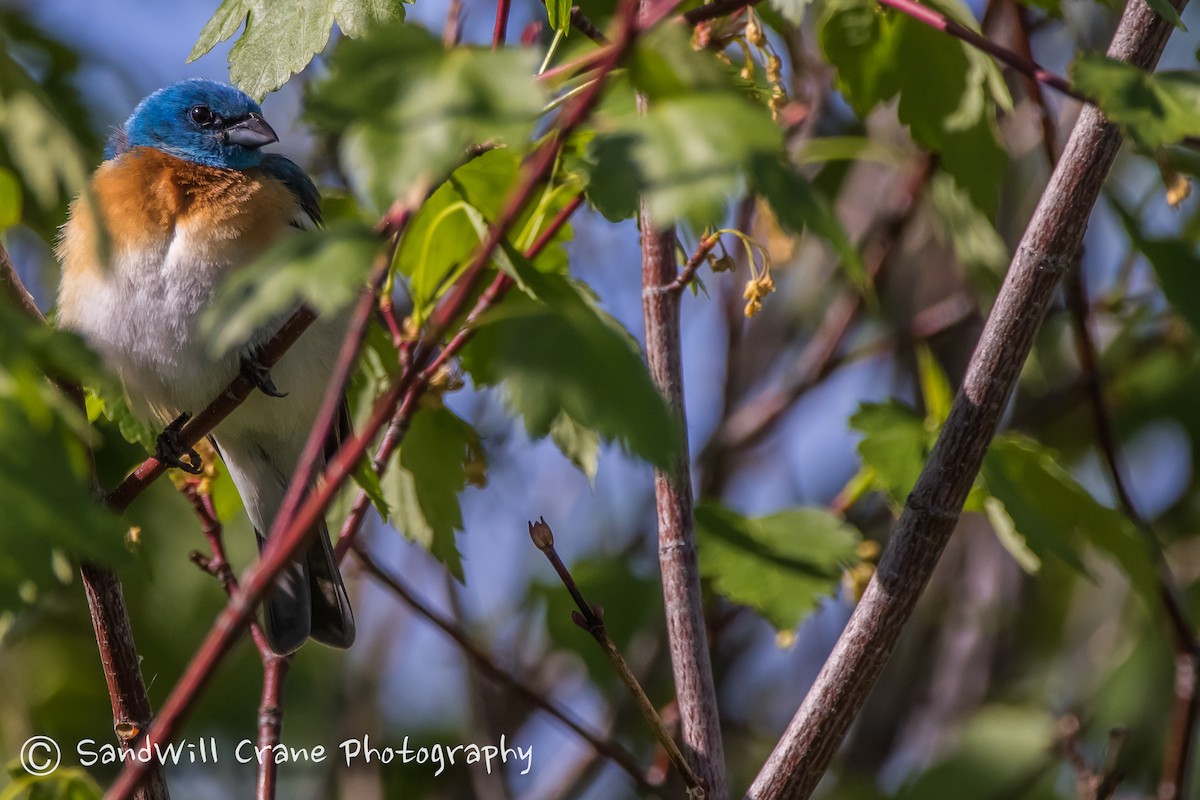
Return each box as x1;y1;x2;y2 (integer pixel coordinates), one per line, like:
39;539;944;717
222;111;278;149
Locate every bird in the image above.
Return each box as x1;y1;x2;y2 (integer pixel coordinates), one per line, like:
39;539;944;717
56;79;355;655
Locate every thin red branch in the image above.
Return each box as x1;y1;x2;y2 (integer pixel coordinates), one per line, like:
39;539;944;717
493;0;512;47
667;233;721;295
744;0;1187;795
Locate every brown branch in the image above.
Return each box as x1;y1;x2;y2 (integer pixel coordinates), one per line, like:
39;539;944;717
744;0;1188;795
528;519;704;794
667;233;721;295
1;243;169;800
640;146;726;796
352;544;656;792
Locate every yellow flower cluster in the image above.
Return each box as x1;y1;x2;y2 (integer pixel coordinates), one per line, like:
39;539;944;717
743;272;775;318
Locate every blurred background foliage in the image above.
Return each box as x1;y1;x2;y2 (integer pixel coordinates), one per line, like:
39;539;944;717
2;0;1200;797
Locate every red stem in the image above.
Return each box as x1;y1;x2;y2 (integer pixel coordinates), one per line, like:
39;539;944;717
493;0;512;47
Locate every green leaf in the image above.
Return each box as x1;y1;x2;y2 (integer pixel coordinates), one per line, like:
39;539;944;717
981;435;1158;610
202;222;380;356
0;165;20;228
460;279;679;468
751;155;865;288
0;47;92;213
695;503;860;630
393;149;575;321
188;0;407;100
380;405;482;578
0;766;104;800
818;0;1009;214
549;411;600;482
770;0;814;24
916;344;953;425
849;400;928;505
309;24;546;211
925;169;1008;273
0;299;127;611
1073;57;1200;151
585;25;782;228
547;0;572;32
1111;197;1200;336
587;94;781;229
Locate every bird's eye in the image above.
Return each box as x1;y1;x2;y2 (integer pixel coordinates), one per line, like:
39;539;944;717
189;105;215;127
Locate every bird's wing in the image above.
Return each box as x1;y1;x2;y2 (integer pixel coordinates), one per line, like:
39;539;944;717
260;154;322;230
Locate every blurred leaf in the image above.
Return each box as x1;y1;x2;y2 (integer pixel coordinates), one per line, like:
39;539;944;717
1111;196;1200;337
983;495;1040;573
895;706;1058;799
695;503;860;630
381;405;482;578
585;26;781;228
188;0;408;100
86;381;155;453
0;45;91;215
982;435;1158;610
925;169;1008;273
1072;57;1200;151
0;165;19;228
0;766;103;800
202;222;379;356
460;279;678;468
0;298;127;611
549;411;600;482
309;24;545;211
819;0;1009;214
916;344;953;424
850;400;928;505
771;0;813;24
752;155;865;287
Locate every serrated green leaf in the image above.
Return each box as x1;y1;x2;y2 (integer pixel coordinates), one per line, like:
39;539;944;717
189;0;407;100
202;222;380;356
849;400;928;505
1073;56;1200;151
982;435;1158;610
309;24;545;211
695;503;860;630
751;155;865;288
460;279;678;468
381;405;480;578
818;0;1009;214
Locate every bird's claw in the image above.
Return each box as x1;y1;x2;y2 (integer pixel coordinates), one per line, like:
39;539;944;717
156;413;203;474
241;353;287;398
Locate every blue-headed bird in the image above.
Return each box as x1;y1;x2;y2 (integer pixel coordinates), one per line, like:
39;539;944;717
57;79;355;654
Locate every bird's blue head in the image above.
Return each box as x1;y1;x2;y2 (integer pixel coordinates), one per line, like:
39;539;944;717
111;79;278;170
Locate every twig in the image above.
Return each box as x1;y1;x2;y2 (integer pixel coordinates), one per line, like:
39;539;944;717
178;480;290;800
105;5;649;794
876;0;1084;102
743;0;1187;795
443;0;464;46
351;544;656;792
639;158;726;795
494;0;512;47
1;243;169;800
667;233;721;295
528;518;704;795
571;6;610;42
682;0;763;24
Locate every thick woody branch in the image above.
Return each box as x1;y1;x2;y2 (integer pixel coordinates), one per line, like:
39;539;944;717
745;0;1187;796
641;194;727;795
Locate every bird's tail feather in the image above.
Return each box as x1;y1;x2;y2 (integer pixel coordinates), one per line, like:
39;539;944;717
306;520;355;648
256;529;313;655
